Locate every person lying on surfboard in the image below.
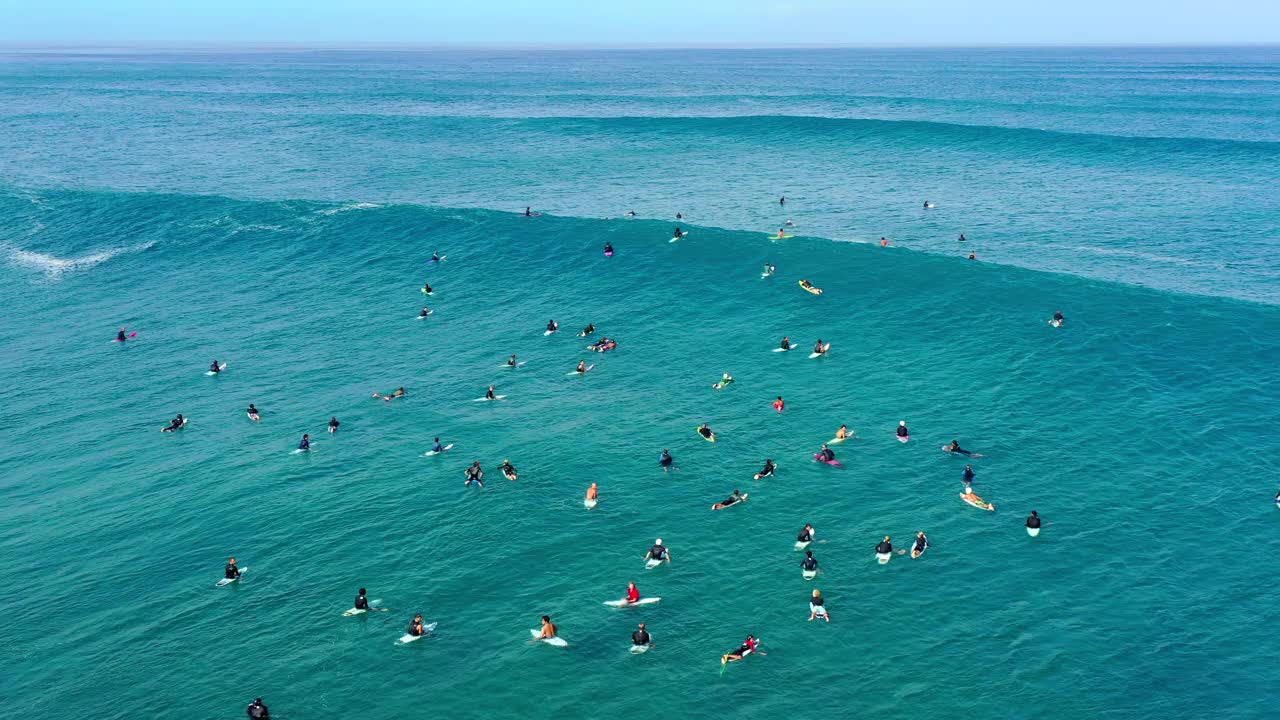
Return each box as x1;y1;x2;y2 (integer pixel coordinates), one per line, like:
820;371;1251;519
799;279;816;292
499;460;517;481
464;461;484;487
722;635;764;663
963;464;975;491
944;440;982;457
754;459;776;480
711;489;745;510
911;532;929;558
579;323;595;337
697;424;716;441
808;589;829;622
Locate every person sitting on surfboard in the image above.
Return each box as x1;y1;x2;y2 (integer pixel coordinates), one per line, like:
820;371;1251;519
431;437;445;453
763;263;775;276
968;252;977;260
773;396;785;413
623;581;641;605
722;635;764;663
246;404;260;422
876;537;893;556
818;444;836;462
579;324;595;337
776;228;787;239
421;282;432;293
659;449;676;472
780;336;791;350
963;464;975;491
798;524;815;543
801;551;819;573
224;557;241;581
897;421;910;439
586;483;598;502
754;459;776;480
419;307;431;317
604;242;613;256
812;339;827;356
407;614;426;637
645;539;670;564
524;207;533;217
209;360;221;374
117;327;128;342
1052;310;1065;326
808;589;829;622
464;461;484;487
835;425;851;440
485;385;496;400
354;588;371;611
673;226;683;239
911;532;929;558
632;623;651;648
575;360;587;374
506;354;518;367
698;423;716;441
1026;511;1042;531
298;434;310;451
328;417;340;433
533;615;558;642
712;489;744;510
431;250;441;262
499;460;518;481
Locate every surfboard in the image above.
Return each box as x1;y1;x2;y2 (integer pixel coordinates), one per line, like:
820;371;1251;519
772;234;794;239
544;329;557;336
206;363;228;375
794;540;811;551
291;444;314;454
604;597;661;608
630;643;651;654
876;552;891;565
343;608;367;617
645;558;663;569
397;622;438;644
1049;319;1062;328
473;395;508;402
216;567;247;586
584;497;598;509
802;568;817;580
897;435;910;443
772;346;793;352
828;436;849;444
423;443;454;456
808;343;831;359
961;492;996;511
420;289;433;295
429;255;447;263
500;361;527;369
1027;526;1041;537
911;542;928;559
668;231;689;243
530;629;567;647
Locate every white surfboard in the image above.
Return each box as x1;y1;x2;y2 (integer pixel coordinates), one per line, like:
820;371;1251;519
423;443;454;456
206;363;228;375
828;436;849;444
291;444;315;454
584;498;598;509
216;567;247;586
801;568;817;580
808;344;831;359
876;552;891;565
645;558;663;569
397;622;438;644
630;643;652;654
772;346;793;352
530;628;568;647
604;597;662;608
544;329;557;336
794;540;811;551
1027;526;1041;537
500;361;527;369
669;232;689;243
473;395;508;402
343;608;367;617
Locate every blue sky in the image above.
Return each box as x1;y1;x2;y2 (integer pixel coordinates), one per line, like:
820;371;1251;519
1;0;1277;45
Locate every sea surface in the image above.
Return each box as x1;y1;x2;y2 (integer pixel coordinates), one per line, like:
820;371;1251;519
1;47;1278;720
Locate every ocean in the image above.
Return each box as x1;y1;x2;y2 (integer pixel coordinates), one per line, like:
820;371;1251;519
0;47;1277;720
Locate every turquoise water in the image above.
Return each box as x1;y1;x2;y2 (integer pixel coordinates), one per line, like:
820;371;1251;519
1;48;1279;719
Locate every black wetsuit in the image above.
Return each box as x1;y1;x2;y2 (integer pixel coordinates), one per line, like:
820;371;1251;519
354;594;370;610
632;629;651;646
801;555;818;571
758;461;776;477
780;339;790;350
913;536;928;553
897;426;909;438
1026;515;1042;529
246;700;270;719
500;463;517;477
810;596;825;609
225;564;240;580
720;493;741;507
699;428;713;439
876;541;892;554
659;452;673;467
407;621;424;636
117;331;126;341
820;448;835;461
797;527;813;543
329;419;340;431
648;545;667;561
963;467;976;484
949;445;972;455
1053;312;1064;323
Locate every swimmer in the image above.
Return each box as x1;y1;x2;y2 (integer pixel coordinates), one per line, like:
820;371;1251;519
246;404;261;422
658;449;678;472
911;531;929;559
779;196;786;205
754;458;776;480
697;423;716;441
818;444;835;462
808;589;830;622
532;615;558;642
644;539;671;565
713;373;734;389
785;219;795;227
963;464;975;491
632;622;651;649
958;234;966;242
209;360;221;374
772;396;785;413
246;698;270;719
586;482;599;501
797;524;815;543
625;210;637;218
297;433;311;451
407;613;426;637
676;212;683;220
579;323;595;337
876;536;893;556
945;440;982;457
721;634;765;664
224;557;241;581
328;416;340;433
801;550;819;573
392;387;406;398
499;459;518;481
779;336;792;350
711;489;745;510
897;420;909;439
621;581;641;605
162;414;186;432
546;319;558;333
464;461;484;487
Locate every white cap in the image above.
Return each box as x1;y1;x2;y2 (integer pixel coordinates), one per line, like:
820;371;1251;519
899;420;906;426
655;538;663;545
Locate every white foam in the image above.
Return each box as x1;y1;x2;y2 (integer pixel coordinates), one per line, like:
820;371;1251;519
316;202;382;216
8;240;155;279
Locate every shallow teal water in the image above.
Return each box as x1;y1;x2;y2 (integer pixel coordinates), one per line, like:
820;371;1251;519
1;48;1279;720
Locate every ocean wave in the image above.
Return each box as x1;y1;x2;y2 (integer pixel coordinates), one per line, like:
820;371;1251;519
315;202;382;216
6;240;155;279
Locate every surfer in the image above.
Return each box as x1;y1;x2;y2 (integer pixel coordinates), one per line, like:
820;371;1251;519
713;373;734;389
754;458;776;480
524;206;533;217
799;279;816;292
811;339;827;355
835;425;852;440
880;237;889;246
779;336;792;351
711;489;745;510
963;464;975;491
419;307;431;318
798;524;815;543
801;550;819;573
485;385;496;400
579;323;595;337
644;539;670;565
817;444;836;462
604;242;614;256
575;360;587;374
546;319;558;333
586;482;599;502
117;327;128;342
958;233;966;242
464;461;484;487
622;581;641;605
945;440;978;456
876;536;893;556
407;613;426;637
431;250;441;262
354;588;374;611
431;437;446;453
1052;310;1065;326
246;698;270;719
897;421;910;440
697;423;716;441
209;360;222;374
246;404;260;422
625;210;637;218
785;219;795;227
499;460;517;481
507;354;518;367
911;531;929;558
162;414;186;432
328;417;340;433
776;228;787;239
673;226;683;239
808;589;830;622
779;195;786;205
297;434;311;452
773;396;785;413
968;252;977;260
421;282;432;294
1026;510;1042;531
533;615;558;642
632;623;651;649
762;263;776;276
224;557;242;582
659;449;677;472
722;635;764;664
